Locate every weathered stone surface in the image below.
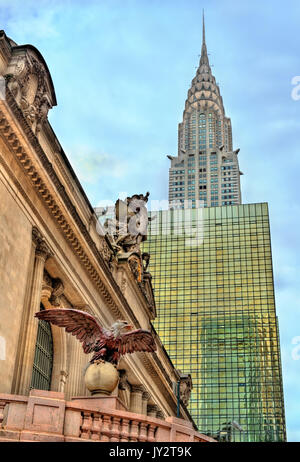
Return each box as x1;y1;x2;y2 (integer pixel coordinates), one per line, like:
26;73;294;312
0;172;32;393
0;391;217;442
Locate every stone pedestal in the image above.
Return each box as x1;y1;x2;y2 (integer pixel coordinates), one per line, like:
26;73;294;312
20;389;65;442
71;395;128;412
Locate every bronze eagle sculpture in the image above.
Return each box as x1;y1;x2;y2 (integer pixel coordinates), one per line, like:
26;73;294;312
35;308;157;365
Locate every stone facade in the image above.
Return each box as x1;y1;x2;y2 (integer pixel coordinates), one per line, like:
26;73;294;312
0;30;206;440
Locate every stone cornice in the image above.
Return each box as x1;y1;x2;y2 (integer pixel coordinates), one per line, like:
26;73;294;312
0;88;140;327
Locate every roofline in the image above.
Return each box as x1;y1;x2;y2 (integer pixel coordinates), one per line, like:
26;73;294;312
44;120;95;215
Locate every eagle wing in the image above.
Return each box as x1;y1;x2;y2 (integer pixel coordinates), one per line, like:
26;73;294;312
35;308;107;354
114;329;157;357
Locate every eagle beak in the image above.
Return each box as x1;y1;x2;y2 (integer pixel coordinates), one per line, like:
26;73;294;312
125;324;133;330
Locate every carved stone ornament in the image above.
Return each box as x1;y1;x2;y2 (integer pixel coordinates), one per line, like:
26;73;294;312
98;235;113;266
41;283;53;309
179;374;193;407
128;254;142;283
85;362;119;396
120;276;127;294
118;370;131;391
4;48;56;134
32;226;53;261
103;192;150;255
49;278;64;306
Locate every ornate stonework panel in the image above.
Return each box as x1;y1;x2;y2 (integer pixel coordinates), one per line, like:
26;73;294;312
3;46;56;134
179;374;193;407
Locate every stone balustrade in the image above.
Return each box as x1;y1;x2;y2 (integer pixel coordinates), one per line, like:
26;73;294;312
0;390;216;443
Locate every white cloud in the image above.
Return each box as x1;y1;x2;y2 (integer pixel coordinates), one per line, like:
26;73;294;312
67;146;128;185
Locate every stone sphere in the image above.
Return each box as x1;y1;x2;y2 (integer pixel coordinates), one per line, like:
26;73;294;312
84;362;119;396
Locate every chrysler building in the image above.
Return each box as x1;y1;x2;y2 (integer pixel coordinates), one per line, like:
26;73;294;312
168;15;243;209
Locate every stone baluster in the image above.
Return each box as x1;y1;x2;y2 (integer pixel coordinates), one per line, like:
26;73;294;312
80;411;92;439
120;418;130;442
142;391;151;415
17;227;53;395
91;413;101;440
130;385;145;414
100;414;111;441
147;404;158;418
110;416;121;442
139;422;148;442
147;424;157;442
129;420;139;442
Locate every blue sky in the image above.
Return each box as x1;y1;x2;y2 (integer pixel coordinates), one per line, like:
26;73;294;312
2;0;300;441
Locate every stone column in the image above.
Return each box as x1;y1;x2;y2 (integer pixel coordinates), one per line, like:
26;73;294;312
142;391;151;416
147;404;158;418
129;385;145;415
157;409;165;420
18;227;52;395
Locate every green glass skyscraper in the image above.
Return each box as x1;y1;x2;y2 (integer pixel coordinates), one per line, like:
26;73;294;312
143;204;286;441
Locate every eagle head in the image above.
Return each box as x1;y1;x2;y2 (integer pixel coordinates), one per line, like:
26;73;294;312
111;320;133;337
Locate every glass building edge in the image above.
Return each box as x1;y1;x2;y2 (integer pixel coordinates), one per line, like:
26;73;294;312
143;202;286;442
275;316;287;441
266;202;287;441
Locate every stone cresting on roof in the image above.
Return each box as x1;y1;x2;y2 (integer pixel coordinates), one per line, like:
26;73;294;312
0;87;140;325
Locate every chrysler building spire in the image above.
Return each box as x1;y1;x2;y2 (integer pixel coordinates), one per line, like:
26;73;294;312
168;16;242;209
200;10;210;68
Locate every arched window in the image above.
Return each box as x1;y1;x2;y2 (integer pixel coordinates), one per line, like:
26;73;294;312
30;304;53;390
